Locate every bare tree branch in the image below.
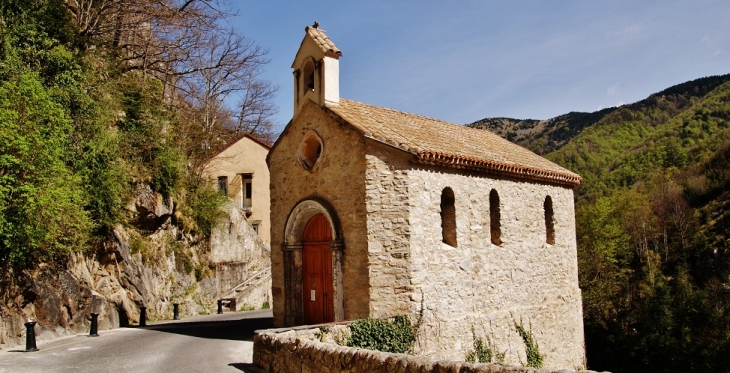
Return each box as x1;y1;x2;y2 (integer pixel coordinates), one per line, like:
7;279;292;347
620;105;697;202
63;0;278;169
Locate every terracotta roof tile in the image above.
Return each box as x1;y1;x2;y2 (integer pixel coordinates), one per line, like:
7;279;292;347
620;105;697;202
325;99;582;188
305;26;341;58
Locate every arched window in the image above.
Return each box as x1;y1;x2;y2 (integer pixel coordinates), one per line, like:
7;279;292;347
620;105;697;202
302;60;315;94
489;189;501;246
544;196;555;245
441;187;457;247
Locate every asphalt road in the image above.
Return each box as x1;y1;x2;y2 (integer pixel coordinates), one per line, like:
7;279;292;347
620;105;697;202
0;309;273;373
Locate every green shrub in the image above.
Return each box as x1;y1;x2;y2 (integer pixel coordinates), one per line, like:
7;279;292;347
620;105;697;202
0;71;91;267
194;261;212;281
182;184;227;237
348;315;418;354
170;241;193;274
151;145;183;198
129;235;152;264
175;251;194;274
315;326;330;342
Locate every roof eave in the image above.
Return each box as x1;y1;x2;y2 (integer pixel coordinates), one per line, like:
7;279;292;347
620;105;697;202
205;132;272;164
417;151;583;188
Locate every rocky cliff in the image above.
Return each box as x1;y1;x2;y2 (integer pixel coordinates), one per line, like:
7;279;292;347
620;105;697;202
0;185;219;348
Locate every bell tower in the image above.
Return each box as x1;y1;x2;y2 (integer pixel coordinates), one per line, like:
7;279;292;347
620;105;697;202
292;22;342;114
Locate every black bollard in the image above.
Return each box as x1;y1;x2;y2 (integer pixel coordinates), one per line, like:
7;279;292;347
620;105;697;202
173;303;179;320
139;307;147;327
24;321;38;352
217;299;223;314
89;313;99;337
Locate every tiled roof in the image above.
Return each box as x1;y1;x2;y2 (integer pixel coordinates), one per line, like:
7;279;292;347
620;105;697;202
206;132;271;162
325;99;582;188
305;26;341;58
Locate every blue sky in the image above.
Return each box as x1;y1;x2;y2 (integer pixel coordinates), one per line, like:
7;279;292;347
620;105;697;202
231;1;730;132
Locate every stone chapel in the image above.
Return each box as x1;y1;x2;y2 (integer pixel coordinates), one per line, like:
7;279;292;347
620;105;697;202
267;24;586;368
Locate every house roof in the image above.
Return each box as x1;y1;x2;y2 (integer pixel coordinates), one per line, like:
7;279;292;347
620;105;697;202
207;132;271;161
304;25;341;58
325;99;582;188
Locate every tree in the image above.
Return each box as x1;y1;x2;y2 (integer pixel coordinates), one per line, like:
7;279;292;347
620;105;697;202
173;26;277;169
0;72;91;266
577;197;632;324
62;0;278;167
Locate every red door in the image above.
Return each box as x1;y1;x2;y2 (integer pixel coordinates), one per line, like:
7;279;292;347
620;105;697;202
302;213;334;325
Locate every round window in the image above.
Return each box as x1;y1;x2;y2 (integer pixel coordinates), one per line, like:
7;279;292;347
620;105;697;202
299;131;323;170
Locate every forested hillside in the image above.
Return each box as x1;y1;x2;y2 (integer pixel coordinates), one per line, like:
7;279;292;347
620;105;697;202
0;0;276;345
468;108;617;154
475;75;730;372
469;75;730;158
0;0;276;268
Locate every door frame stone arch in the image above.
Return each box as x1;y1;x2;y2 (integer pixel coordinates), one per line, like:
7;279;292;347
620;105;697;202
282;198;344;326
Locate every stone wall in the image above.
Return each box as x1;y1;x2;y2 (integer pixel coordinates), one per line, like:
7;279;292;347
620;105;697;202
360;140;585;369
364;143;416;318
253;326;600;373
210;202;272;311
227;269;272;310
268;101;370;326
210;203;271;265
404;166;585;369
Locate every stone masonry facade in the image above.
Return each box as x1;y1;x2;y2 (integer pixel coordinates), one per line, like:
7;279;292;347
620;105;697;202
266;24;586;371
269;102;371;326
365;144;414;318
363;142;584;368
269;103;585;368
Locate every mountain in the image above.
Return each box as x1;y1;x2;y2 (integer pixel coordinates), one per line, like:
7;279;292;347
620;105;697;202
468;74;730;157
469;74;730;373
467;109;617;155
547;74;730;198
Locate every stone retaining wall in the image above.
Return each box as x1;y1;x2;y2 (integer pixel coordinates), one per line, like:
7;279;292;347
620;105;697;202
211;204;270;265
253;326;602;373
211;204;271;310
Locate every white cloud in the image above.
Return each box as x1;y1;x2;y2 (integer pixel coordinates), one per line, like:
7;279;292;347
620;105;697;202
607;83;619;96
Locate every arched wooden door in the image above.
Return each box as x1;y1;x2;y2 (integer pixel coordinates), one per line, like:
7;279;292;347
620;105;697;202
302;213;334;324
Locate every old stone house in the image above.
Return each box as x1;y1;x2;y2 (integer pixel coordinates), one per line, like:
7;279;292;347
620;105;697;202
203;132;271;246
203;133;272;307
267;24;586;368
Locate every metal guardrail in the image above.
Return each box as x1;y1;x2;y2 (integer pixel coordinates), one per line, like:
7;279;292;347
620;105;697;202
220;266;271;299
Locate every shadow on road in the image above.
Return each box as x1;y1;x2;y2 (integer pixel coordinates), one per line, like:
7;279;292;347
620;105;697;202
137;315;273;342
